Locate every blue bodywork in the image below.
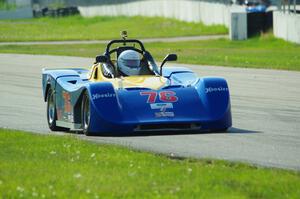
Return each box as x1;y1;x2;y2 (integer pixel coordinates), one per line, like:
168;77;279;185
42;67;232;134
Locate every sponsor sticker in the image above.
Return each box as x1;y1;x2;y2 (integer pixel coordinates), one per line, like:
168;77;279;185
205;87;229;94
67;113;74;122
150;103;175;118
150;103;173;111
155;112;175;118
92;93;116;100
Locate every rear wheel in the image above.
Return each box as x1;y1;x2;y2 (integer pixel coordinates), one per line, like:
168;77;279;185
82;92;94;136
47;89;69;132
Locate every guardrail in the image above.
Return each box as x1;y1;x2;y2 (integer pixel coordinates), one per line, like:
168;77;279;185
32;0;233;7
0;0;33;19
273;10;300;44
76;0;238;27
279;0;300;14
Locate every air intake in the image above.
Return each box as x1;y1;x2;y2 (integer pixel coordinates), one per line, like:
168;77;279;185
136;123;201;131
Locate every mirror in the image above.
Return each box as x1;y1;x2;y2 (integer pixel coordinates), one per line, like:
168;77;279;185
164;54;177;62
160;54;177;75
95;55;108;63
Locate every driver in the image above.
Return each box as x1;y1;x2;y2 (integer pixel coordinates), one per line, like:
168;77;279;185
117;50;141;76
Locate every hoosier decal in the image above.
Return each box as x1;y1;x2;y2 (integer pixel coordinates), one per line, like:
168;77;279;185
205;87;229;94
92;93;116;100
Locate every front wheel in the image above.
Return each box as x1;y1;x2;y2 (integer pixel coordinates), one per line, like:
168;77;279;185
47;89;69;132
82;92;94;136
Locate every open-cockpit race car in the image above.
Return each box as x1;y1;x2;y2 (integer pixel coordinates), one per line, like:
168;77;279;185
42;32;232;135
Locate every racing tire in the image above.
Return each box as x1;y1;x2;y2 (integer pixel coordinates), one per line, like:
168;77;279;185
47;89;69;132
82;91;94;136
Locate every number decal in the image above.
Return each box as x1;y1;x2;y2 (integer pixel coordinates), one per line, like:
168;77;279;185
62;91;71;112
140;91;157;103
159;91;178;102
140;91;178;103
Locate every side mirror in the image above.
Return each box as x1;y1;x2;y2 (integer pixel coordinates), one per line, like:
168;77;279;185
95;55;108;64
160;54;177;75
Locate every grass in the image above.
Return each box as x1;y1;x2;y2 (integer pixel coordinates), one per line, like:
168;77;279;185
0;15;227;42
0;34;299;71
0;0;16;11
0;128;300;198
148;35;300;71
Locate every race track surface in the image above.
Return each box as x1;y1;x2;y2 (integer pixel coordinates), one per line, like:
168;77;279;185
1;54;300;170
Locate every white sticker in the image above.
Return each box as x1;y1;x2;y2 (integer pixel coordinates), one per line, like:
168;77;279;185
155;112;175;118
150;103;173;111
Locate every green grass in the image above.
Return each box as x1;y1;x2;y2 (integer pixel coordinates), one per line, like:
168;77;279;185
148;35;300;71
0;0;16;10
0;35;299;71
0;129;299;198
0;15;227;42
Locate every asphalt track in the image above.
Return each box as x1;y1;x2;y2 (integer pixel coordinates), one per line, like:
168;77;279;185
1;54;300;171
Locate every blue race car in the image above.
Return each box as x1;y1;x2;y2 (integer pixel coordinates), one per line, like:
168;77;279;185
42;33;232;135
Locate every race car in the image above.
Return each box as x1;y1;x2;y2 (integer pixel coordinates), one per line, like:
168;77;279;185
42;33;232;135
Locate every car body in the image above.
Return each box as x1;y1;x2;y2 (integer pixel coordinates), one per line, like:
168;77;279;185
42;37;232;135
241;0;269;13
246;4;267;13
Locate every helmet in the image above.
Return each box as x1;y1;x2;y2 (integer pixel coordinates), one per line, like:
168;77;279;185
117;50;141;76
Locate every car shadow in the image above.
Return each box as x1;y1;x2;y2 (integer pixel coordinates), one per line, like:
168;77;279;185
227;127;262;134
71;127;261;137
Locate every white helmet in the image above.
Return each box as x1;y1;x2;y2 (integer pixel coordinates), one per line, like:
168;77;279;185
117;50;141;76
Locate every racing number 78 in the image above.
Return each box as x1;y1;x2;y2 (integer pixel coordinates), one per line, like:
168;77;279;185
140;91;178;103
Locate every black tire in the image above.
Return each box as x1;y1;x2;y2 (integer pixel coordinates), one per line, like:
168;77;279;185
82;92;94;136
46;89;69;132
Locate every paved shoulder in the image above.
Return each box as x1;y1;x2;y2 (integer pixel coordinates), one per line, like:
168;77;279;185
0;35;227;46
